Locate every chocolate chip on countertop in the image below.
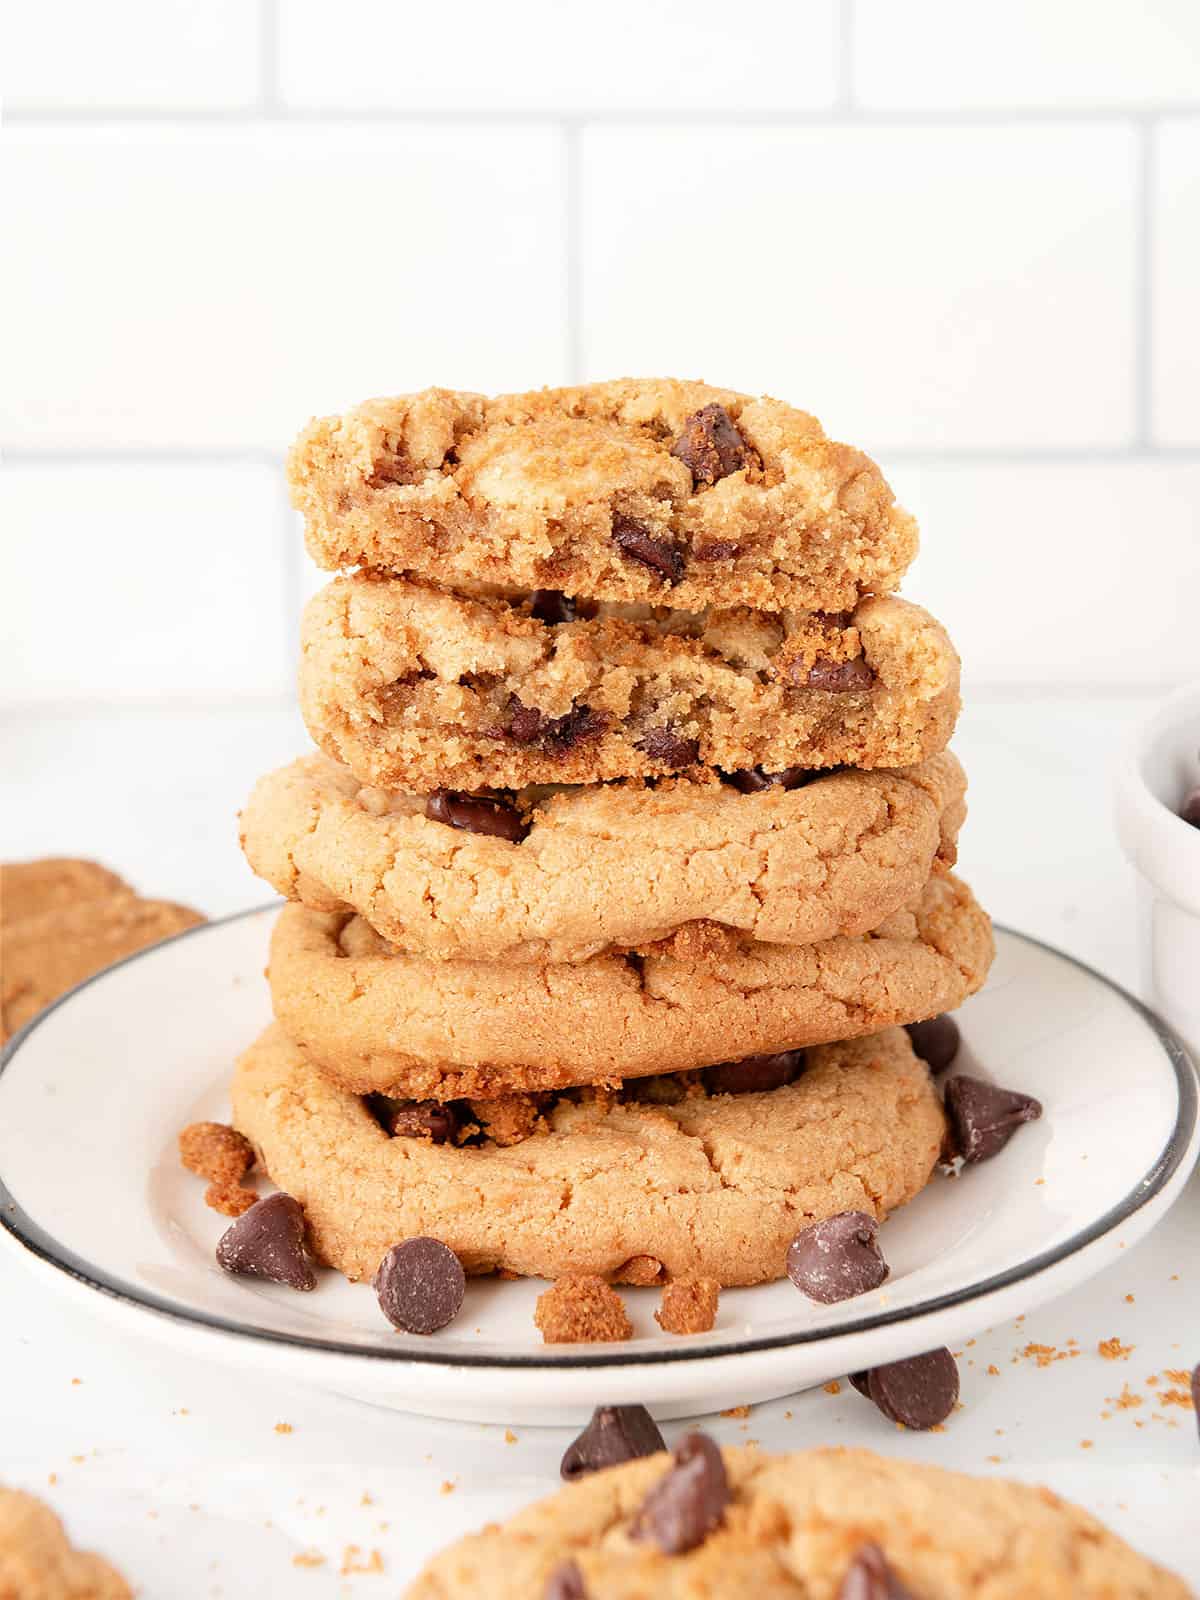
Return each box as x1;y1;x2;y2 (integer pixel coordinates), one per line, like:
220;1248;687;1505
703;1050;805;1096
611;514;685;584
787;1211;889;1304
560;1404;666;1481
943;1075;1042;1164
863;1349;960;1430
724;765;820;794
904;1014;961;1074
531;590;579;625
374;1237;465;1334
847;1370;873;1398
1181;788;1200;829
373;1097;459;1145
806;657;877;692
639;725;700;768
425;790;529;843
837;1543;916;1600
630;1432;729;1554
216;1192;316;1291
543;1560;588;1600
670;404;750;487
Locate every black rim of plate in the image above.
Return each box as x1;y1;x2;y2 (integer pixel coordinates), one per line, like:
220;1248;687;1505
0;905;1196;1371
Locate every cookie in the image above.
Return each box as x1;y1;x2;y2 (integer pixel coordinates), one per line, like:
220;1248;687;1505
241;751;966;963
267;871;993;1099
299;579;959;789
231;1026;944;1286
288;379;918;614
405;1444;1188;1599
0;1485;131;1599
0;857;129;926
1;894;205;1042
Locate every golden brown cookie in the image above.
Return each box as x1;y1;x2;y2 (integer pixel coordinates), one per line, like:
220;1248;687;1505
298;579;959;789
1;894;205;1042
267;872;993;1099
0;1486;131;1600
0;858;129;927
288;379;918;614
405;1444;1188;1599
241;751;966;963
231;1026;944;1286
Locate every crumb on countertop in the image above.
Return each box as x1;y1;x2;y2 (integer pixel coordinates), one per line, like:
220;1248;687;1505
1099;1337;1134;1361
721;1405;752;1419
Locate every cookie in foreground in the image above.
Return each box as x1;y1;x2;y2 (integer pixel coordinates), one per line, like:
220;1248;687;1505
231;1025;944;1286
0;1485;131;1599
405;1441;1188;1599
288;378;918;614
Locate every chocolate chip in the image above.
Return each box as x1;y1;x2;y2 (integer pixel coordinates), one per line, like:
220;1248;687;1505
693;539;741;562
1181;788;1200;829
507;700;545;743
639;725;700;767
216;1192;316;1291
543;1561;588;1600
704;1049;804;1095
1192;1364;1199;1440
542;704;609;753
611;514;685;584
425;790;528;843
943;1075;1042;1164
374;1237;465;1334
560;1404;666;1481
787;1211;889;1304
847;1370;873;1398
373;1097;459;1144
905;1014;961;1074
806;657;876;692
837;1543;916;1600
531;590;579;625
630;1432;729;1554
670;404;750;487
724;766;820;794
864;1348;959;1430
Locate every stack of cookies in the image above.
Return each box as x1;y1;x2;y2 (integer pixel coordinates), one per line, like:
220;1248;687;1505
233;379;993;1317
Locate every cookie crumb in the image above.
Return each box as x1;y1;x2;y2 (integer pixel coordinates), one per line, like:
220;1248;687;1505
534;1276;632;1344
721;1405;752;1419
617;1254;666;1287
205;1179;259;1217
440;1481;456;1496
987;1364;1000;1376
1080;1439;1094;1449
275;1422;294;1435
503;1429;517;1445
340;1546;384;1576
468;1095;542;1147
292;1551;325;1569
179;1121;257;1215
823;1381;842;1396
1099;1337;1134;1362
655;1277;719;1334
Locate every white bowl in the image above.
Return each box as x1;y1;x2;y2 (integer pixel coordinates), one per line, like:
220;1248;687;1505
1115;683;1200;1058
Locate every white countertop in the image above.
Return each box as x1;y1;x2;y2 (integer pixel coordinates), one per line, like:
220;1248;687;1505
3;695;1198;1594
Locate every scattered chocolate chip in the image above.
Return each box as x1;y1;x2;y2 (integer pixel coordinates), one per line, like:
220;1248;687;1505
806;657;876;692
864;1348;959;1430
639;725;700;767
787;1211;889;1304
693;539;741;562
837;1543;915;1600
611;514;684;584
905;1014;961;1074
215;1192;316;1291
847;1370;873;1398
704;1049;804;1095
372;1097;459;1144
630;1432;729;1554
543;1561;588;1600
530;590;579;625
374;1237;465;1334
560;1404;666;1481
724;765;820;794
1181;788;1200;829
670;404;750;486
425;790;528;843
943;1075;1042;1164
1192;1364;1199;1440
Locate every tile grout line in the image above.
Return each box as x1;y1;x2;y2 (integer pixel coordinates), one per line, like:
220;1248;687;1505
1134;115;1156;450
836;0;855;113
564;120;583;383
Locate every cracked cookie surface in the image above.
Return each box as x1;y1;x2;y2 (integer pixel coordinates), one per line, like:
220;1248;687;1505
0;1486;131;1600
241;751;966;964
288;379;917;614
267;871;992;1099
299;580;959;790
232;1026;943;1286
406;1444;1189;1599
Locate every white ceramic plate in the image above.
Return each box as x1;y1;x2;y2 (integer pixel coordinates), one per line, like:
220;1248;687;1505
1;908;1196;1425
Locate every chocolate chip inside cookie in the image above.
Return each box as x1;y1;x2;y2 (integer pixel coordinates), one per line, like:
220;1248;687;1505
370;1096;459;1144
560;1405;666;1481
904;1014;961;1074
723;765;821;794
670;404;750;487
425;790;529;842
638;725;700;768
839;1542;915;1599
806;657;877;692
630;1432;729;1554
543;1560;588;1600
703;1050;805;1095
610;514;684;583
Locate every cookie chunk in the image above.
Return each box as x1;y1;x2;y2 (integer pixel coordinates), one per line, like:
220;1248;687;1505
288;380;917;614
534;1278;633;1344
298;579;959;789
0;1485;131;1599
1;894;205;1042
266;872;993;1099
406;1444;1188;1599
0;858;129;926
241;751;966;964
230;1026;945;1286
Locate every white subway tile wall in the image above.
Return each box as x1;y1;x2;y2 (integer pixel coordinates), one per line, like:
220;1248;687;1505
3;0;1198;707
